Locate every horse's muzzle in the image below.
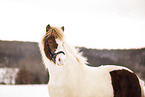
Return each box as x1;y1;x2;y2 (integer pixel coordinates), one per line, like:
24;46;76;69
52;51;65;64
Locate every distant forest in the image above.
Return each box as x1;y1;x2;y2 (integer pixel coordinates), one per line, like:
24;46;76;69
0;40;145;84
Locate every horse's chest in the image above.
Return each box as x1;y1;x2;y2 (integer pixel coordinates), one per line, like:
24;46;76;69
48;77;113;97
48;85;113;97
48;85;75;97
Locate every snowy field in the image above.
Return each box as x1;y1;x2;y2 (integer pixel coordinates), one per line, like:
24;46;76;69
0;85;144;97
0;85;49;97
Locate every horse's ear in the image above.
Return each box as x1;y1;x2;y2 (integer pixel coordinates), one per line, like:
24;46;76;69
61;26;64;32
46;24;50;32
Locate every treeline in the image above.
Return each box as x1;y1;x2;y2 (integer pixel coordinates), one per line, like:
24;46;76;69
0;40;145;84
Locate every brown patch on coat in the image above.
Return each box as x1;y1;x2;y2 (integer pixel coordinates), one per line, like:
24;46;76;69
41;24;64;60
110;69;141;97
44;36;58;60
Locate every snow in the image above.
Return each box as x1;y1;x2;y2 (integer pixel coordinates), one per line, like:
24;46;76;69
0;85;49;97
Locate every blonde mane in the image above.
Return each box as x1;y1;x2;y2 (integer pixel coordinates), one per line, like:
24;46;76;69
63;42;88;65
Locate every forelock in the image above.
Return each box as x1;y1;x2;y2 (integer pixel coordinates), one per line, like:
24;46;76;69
45;27;64;40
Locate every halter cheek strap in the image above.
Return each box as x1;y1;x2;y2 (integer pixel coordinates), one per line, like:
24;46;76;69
45;38;65;63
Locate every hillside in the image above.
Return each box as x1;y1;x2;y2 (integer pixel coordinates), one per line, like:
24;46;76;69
0;41;48;84
0;40;145;84
80;47;145;79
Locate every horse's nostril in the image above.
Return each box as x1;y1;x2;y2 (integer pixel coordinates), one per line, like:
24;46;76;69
59;58;61;62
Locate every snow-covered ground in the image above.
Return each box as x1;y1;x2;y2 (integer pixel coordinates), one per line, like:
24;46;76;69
0;85;49;97
0;85;144;97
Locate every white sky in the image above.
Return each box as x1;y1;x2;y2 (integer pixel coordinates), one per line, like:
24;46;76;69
0;0;145;49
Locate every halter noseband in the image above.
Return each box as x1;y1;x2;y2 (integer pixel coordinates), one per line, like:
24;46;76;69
45;38;65;63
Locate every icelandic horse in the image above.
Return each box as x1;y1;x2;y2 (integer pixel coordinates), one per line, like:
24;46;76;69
39;24;145;97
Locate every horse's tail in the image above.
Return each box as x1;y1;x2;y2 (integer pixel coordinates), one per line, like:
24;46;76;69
140;79;145;97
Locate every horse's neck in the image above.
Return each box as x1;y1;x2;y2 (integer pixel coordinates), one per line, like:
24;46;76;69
48;43;85;86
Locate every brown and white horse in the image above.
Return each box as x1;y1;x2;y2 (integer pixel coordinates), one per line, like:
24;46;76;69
39;24;145;97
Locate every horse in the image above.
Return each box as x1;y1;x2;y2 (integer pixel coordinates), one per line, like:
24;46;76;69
39;24;145;97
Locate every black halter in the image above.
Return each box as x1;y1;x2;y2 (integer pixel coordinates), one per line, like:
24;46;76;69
45;38;65;63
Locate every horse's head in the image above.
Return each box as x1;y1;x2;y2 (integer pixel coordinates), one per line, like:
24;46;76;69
42;24;66;66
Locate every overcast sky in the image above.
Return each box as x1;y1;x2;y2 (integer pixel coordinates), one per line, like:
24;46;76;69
0;0;145;49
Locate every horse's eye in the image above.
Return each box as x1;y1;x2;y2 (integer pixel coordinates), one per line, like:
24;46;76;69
49;41;52;44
